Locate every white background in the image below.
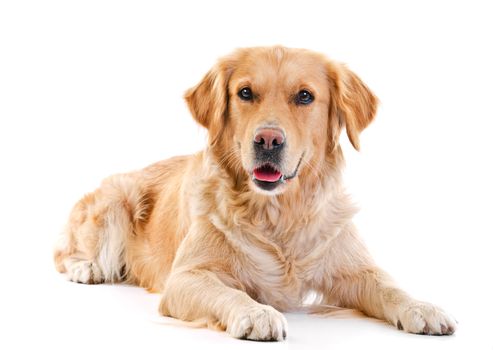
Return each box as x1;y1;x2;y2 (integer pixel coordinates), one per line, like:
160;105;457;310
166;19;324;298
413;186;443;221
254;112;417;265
1;0;492;349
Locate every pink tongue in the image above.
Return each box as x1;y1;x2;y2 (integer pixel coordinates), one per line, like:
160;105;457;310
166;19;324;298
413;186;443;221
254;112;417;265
254;168;282;182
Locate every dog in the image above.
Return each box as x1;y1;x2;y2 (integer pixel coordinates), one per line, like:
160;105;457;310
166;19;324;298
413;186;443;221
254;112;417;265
54;46;456;340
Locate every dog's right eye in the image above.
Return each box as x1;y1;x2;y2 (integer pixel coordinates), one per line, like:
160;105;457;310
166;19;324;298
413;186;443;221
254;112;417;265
238;87;253;101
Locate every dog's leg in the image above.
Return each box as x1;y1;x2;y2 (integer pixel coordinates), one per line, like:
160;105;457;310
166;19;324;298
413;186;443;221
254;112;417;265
324;224;457;335
160;269;287;341
158;223;288;341
328;268;457;335
54;174;147;284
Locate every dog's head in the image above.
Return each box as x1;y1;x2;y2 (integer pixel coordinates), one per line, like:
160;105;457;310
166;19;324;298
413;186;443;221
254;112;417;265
185;46;377;195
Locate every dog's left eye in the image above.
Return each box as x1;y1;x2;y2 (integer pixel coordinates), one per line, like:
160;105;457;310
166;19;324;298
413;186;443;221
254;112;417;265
238;87;253;101
295;90;314;105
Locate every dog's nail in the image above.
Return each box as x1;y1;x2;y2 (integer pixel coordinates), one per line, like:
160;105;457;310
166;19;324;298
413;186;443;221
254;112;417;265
397;320;403;330
422;323;430;334
282;330;286;339
440;324;447;334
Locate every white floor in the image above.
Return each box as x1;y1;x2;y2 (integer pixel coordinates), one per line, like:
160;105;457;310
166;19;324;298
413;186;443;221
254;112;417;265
2;267;488;350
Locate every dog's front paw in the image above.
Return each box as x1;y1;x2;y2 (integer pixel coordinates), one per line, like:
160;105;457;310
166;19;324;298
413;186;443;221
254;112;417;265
227;304;288;341
394;301;457;335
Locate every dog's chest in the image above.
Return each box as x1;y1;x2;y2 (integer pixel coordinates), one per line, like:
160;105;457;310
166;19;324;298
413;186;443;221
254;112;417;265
229;218;338;310
211;186;356;309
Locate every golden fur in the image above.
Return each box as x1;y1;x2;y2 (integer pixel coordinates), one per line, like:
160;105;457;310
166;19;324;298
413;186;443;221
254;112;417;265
54;46;456;340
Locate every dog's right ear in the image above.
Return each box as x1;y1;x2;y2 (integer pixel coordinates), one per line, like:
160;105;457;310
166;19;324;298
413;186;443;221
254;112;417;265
184;57;235;146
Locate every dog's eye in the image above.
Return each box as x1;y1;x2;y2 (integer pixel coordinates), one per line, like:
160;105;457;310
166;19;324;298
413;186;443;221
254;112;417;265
238;87;253;101
295;90;314;105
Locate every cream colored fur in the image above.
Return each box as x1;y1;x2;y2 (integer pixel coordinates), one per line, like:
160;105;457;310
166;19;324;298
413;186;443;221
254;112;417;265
54;46;456;340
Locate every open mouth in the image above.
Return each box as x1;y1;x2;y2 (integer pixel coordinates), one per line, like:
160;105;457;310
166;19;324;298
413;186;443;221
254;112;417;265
253;164;282;183
252;153;304;192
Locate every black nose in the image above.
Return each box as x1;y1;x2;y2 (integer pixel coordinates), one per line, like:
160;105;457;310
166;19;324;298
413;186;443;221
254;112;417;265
254;128;285;151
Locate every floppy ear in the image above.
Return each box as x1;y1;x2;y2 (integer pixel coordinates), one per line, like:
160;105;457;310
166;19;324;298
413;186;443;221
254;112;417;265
327;62;378;151
184;58;234;146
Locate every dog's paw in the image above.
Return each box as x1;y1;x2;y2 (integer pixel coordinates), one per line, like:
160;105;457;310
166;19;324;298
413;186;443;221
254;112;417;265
65;259;103;284
394;301;457;335
227;304;288;341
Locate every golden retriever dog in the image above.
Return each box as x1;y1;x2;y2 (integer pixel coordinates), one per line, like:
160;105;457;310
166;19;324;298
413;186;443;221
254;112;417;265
54;46;456;340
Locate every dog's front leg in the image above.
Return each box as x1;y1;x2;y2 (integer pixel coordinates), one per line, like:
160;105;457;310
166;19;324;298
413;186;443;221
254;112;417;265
158;223;287;341
328;268;457;335
324;225;457;335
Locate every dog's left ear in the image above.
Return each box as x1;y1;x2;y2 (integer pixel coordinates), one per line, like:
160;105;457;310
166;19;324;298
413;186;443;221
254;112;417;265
184;57;235;146
327;62;378;151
